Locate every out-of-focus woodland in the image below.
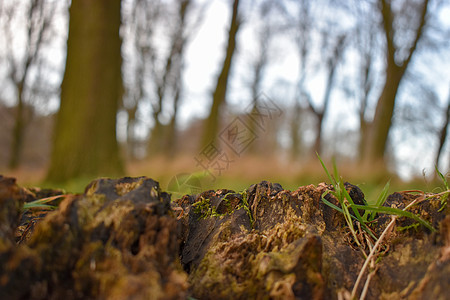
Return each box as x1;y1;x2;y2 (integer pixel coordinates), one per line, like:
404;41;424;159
0;0;449;191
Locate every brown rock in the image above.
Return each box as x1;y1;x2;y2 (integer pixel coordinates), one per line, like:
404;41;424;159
0;177;187;300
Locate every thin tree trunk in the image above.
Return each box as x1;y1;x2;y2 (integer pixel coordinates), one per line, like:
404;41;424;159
435;88;450;168
290;101;302;160
148;0;191;156
364;0;428;164
313;65;335;155
166;83;181;158
7;0;51;169
126;106;138;159
310;34;345;155
148;113;164;155
313;112;325;154
365;68;404;162
246;23;269;155
357;38;374;162
359;117;369;162
201;0;240;149
9;83;26;169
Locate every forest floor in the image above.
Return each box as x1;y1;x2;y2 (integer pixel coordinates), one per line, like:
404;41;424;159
1;158;449;299
4;154;446;200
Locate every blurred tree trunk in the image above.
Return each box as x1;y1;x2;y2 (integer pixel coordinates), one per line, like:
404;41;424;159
122;0;161;160
246;51;266;154
290;100;303;159
7;0;54;169
308;34;346;155
166;83;181;158
201;0;240;148
364;0;429;164
290;1;347;158
290;0;312;159
9;83;26;170
126;105;139;159
354;2;377;162
435;86;450;169
357;63;372;161
148;0;193;156
246;1;275;155
47;0;123;182
148;102;164;155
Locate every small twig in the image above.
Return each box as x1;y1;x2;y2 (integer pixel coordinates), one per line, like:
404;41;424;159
351;196;421;299
400;189;450;204
399;190;424;194
172;206;185;220
359;265;378;300
424;189;450;199
35;195;65;203
351;215;396;299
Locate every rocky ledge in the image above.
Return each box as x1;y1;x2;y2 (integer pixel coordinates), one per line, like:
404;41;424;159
0;175;449;299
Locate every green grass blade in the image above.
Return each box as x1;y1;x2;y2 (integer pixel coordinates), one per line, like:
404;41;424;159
22;195;63;211
317;155;378;242
435;165;449;190
23;203;56;210
370;181;391;221
340;181;365;221
362;210;370;222
332;157;339;186
341;202;361;246
350;204;436;232
375;181;391;207
317;153;336;187
322;190;378;240
321;192;344;213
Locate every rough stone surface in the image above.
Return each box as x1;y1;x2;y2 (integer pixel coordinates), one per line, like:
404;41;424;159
0;176;30;244
176;181;449;299
0;176;449;299
1;177;187;299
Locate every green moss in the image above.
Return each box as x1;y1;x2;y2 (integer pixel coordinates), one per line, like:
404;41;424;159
192;197;221;219
397;222;420;232
237;190;254;228
192;194;242;220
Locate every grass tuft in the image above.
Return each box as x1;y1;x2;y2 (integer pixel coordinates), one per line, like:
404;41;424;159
316;153;440;299
435;165;449;210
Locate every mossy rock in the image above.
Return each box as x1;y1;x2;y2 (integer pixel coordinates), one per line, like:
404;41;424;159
0;176;449;299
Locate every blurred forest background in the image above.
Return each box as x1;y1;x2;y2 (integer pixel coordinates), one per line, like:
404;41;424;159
0;0;449;194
